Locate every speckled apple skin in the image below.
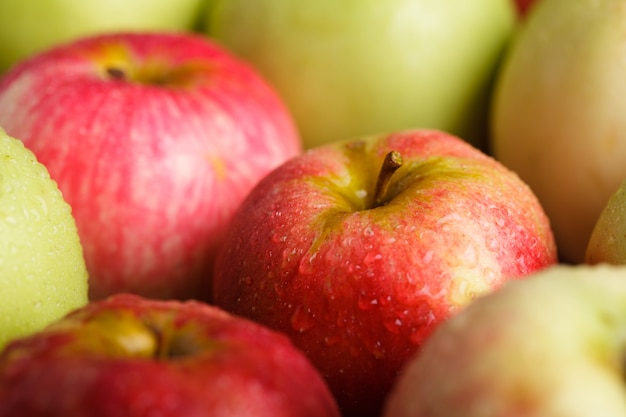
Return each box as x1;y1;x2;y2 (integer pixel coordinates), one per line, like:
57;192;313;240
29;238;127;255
213;129;557;417
0;32;301;302
0;294;340;417
0;130;88;349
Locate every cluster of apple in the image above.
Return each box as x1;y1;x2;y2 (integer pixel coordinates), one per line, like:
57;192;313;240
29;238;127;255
2;0;626;416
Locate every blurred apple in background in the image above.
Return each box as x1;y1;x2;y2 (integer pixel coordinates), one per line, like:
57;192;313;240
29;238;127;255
0;294;341;417
513;0;539;17
585;178;626;265
0;32;302;302
491;0;626;263
0;128;88;350
383;264;626;417
0;0;206;72
204;0;516;150
213;129;557;417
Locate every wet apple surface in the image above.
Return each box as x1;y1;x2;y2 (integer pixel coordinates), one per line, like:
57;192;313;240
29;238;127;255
213;129;557;417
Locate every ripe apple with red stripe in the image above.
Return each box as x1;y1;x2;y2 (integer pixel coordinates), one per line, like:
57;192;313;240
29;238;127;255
0;294;341;417
212;129;557;417
0;32;302;302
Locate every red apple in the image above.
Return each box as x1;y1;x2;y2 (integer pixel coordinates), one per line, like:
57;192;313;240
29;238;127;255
0;293;341;417
0;32;302;302
212;129;558;417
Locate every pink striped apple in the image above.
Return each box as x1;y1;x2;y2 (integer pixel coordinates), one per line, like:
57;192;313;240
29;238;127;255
212;129;558;417
0;32;302;302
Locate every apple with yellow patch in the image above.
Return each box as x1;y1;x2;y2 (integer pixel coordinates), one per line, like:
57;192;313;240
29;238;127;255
213;129;557;417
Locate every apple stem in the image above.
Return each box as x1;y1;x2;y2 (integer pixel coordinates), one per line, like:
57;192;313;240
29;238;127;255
374;150;403;206
106;67;127;81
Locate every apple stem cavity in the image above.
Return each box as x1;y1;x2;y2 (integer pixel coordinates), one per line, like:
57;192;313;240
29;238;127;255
105;67;128;81
374;150;403;207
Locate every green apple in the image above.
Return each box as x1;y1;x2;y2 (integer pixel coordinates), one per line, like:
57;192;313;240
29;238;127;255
586;178;626;265
204;0;516;150
0;128;88;350
0;0;206;72
383;263;626;417
491;0;626;263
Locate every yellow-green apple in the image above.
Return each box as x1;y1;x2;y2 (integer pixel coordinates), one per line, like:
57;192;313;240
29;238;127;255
0;293;341;417
0;32;302;302
204;0;516;150
212;129;558;417
585;178;626;265
0;0;206;72
0;128;88;350
383;263;626;417
490;0;626;263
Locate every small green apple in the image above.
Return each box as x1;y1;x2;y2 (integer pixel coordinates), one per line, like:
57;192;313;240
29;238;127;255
383;263;626;417
586;178;626;265
491;0;626;263
0;128;88;349
204;0;516;150
0;0;205;72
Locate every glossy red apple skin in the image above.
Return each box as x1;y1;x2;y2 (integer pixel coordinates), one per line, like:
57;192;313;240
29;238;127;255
212;129;557;417
0;32;301;302
0;294;340;417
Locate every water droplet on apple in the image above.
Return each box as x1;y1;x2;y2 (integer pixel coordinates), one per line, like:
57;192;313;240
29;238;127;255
357;294;378;311
363;226;375;237
3;215;18;225
486;237;499;251
324;335;341;347
274;282;286;297
422;250;434;265
379;295;393;306
272;233;287;243
347;262;361;274
370;340;385;359
363;252;383;265
298;252;317;275
383;316;404;334
290;305;316;333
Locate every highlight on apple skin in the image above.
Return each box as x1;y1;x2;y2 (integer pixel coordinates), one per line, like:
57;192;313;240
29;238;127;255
0;293;342;417
212;128;558;417
0;31;302;302
383;263;626;417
